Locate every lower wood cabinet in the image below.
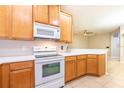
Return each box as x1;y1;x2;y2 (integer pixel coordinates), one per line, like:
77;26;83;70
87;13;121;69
87;58;98;75
10;68;33;88
76;59;86;77
87;54;105;76
65;55;87;83
65;54;105;83
0;64;2;88
65;56;76;82
0;61;34;88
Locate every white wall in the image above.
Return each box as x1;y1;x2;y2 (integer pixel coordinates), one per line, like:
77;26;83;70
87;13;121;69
120;26;124;62
0;39;67;57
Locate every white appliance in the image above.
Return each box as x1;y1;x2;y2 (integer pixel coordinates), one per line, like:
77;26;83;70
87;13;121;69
34;22;60;39
33;46;65;88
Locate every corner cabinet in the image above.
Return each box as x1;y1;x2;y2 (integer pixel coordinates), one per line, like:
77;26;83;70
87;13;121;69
87;54;105;76
0;6;11;38
0;61;34;88
60;12;72;43
11;6;33;40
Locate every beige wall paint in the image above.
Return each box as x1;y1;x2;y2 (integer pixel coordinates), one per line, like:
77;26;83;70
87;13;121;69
69;32;111;58
88;33;111;49
68;34;88;49
88;32;111;58
69;32;111;49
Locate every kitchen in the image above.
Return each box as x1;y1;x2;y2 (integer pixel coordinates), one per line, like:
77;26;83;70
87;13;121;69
0;5;123;88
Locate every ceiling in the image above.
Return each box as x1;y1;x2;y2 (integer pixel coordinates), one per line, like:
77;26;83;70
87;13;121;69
61;6;124;33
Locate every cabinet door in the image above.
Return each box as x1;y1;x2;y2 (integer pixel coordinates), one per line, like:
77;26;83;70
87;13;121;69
76;59;86;77
11;6;33;40
33;5;48;23
0;6;11;38
65;60;76;82
60;12;72;43
49;5;60;26
10;68;34;88
98;54;105;76
0;65;2;88
87;59;98;75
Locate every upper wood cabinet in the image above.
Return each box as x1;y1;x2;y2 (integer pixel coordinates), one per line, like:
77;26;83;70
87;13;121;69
60;12;72;43
0;6;11;38
33;5;48;24
11;6;33;40
49;5;60;26
33;5;60;27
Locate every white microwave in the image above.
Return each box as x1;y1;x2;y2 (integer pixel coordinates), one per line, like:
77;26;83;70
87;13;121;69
34;22;60;39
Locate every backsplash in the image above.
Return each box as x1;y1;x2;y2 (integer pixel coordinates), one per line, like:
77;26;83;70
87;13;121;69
0;39;68;57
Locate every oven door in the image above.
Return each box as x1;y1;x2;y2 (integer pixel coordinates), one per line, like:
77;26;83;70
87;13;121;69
35;59;64;86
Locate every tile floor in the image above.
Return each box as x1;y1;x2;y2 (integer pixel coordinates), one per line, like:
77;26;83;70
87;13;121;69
64;61;124;88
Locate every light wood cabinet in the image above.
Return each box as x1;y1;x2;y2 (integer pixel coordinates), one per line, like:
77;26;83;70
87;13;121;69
0;65;2;87
0;5;33;40
65;54;105;83
65;56;76;82
98;54;105;76
0;6;11;38
60;12;72;43
0;5;62;40
87;54;105;76
49;5;60;26
10;68;33;88
33;5;48;23
0;61;34;88
76;55;86;77
87;58;98;75
11;6;33;40
33;5;60;27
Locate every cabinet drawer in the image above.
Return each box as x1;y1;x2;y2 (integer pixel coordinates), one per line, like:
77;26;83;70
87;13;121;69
77;55;86;60
65;56;76;61
87;55;97;59
10;61;33;71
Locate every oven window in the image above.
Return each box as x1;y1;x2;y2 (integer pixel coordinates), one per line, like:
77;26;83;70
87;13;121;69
43;62;60;77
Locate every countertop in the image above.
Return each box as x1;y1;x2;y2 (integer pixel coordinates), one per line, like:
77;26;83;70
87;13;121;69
0;55;35;64
0;49;108;64
59;49;108;56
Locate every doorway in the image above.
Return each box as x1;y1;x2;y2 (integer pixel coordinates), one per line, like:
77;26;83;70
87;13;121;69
111;31;120;60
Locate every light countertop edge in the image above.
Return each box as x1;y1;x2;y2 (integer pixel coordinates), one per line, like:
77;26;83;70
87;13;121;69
0;55;35;64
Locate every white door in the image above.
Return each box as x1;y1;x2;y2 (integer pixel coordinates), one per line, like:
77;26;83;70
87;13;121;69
111;32;120;59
